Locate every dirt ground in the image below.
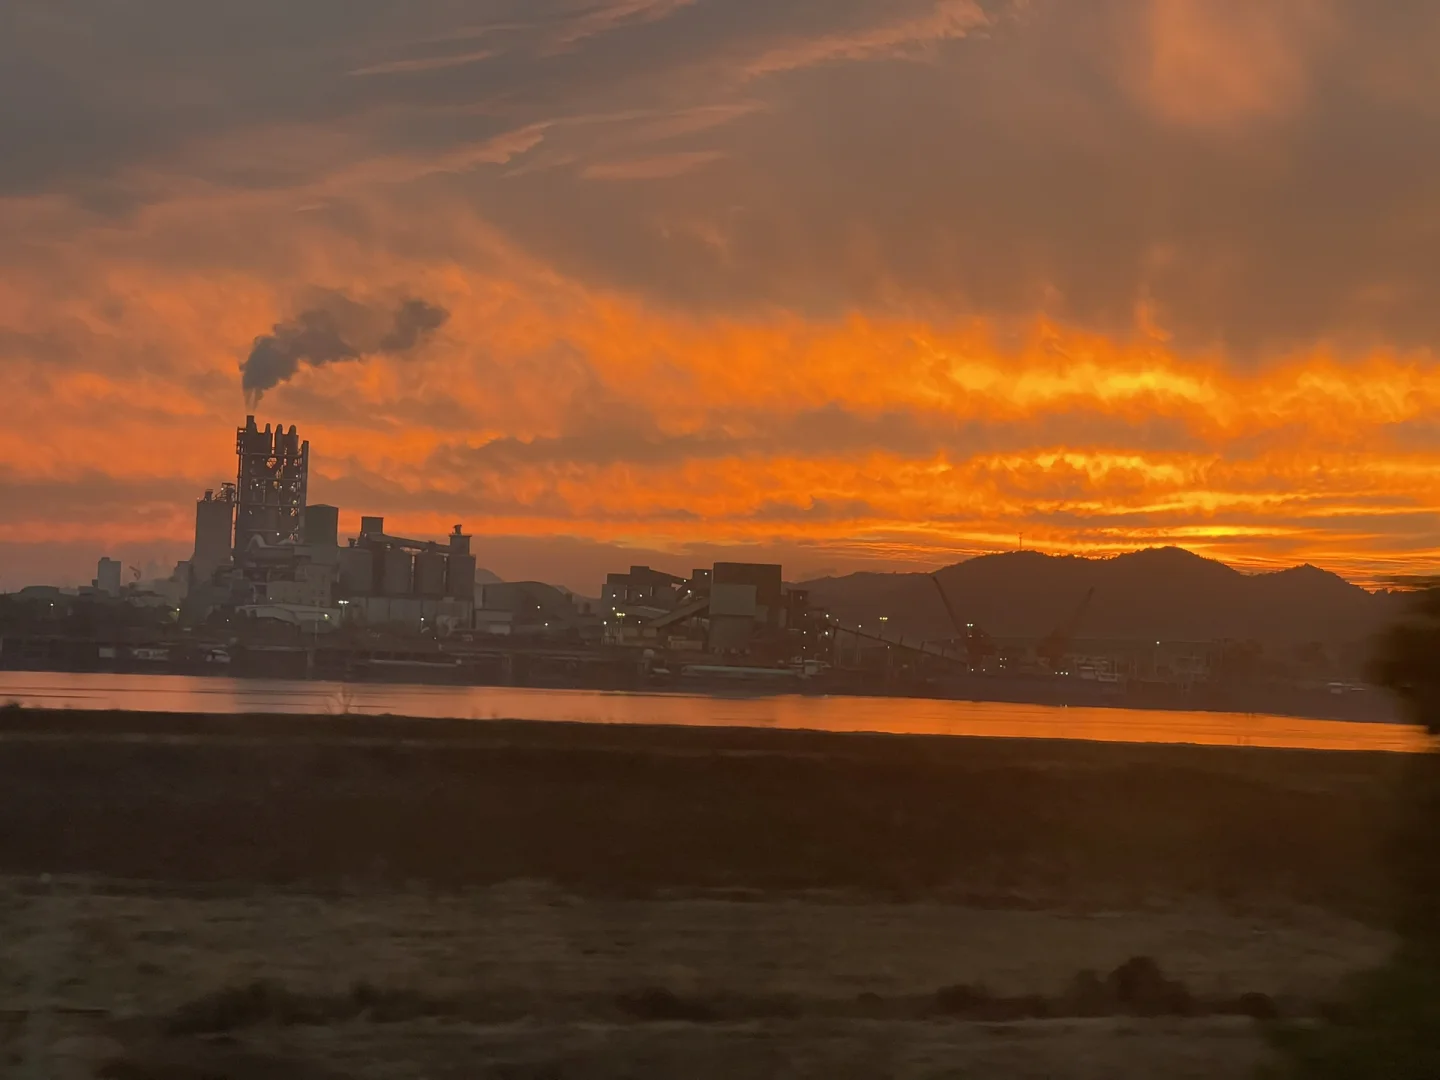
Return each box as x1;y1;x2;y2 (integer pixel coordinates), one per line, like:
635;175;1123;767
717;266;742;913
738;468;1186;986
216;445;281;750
0;709;1415;1077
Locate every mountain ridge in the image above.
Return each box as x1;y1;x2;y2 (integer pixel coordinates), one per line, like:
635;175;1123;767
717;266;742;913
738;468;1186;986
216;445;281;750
799;547;1402;646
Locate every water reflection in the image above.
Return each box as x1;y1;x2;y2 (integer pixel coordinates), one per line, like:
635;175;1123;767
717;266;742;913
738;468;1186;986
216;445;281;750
0;671;1427;753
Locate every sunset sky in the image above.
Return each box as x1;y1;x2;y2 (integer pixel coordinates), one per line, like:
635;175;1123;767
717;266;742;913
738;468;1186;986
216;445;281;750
4;0;1440;593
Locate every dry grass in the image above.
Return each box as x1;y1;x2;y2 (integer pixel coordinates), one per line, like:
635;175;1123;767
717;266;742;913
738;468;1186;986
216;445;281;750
108;1017;1277;1080
0;709;1411;1077
0;878;1394;1078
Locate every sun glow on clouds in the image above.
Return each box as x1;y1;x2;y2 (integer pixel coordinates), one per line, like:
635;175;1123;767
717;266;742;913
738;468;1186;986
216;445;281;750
5;244;1440;584
2;0;1440;589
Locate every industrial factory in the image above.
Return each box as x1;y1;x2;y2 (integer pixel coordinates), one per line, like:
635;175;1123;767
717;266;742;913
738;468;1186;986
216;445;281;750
175;416;477;636
112;416;822;665
7;416;1197;692
0;415;1386;719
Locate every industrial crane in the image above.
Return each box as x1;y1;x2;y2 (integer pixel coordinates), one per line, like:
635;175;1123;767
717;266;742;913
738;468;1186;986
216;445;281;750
929;574;995;668
1037;587;1095;672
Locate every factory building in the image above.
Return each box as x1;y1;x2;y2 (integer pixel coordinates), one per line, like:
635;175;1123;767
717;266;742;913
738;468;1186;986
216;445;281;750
191;485;235;585
602;561;819;658
602;566;690;608
234;415;308;560
475;582;602;639
178;418;335;623
93;558;122;598
261;559;335;609
337;518;475;633
162;418;488;635
222;416;336;613
601;566;712;632
302;504;340;548
708;562;784;651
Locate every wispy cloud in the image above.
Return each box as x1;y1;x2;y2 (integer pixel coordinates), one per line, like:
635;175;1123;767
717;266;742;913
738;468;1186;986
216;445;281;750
582;150;725;180
551;0;699;47
349;48;498;77
745;0;991;77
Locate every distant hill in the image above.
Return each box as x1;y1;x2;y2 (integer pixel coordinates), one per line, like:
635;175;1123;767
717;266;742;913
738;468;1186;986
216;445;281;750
799;548;1403;647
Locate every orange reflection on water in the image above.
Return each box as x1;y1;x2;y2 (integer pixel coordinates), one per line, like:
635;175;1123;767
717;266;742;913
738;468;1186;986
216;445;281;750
753;697;1431;753
0;673;1429;754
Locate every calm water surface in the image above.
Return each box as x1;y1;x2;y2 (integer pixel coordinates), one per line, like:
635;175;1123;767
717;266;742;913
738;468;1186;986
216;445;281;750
0;671;1426;753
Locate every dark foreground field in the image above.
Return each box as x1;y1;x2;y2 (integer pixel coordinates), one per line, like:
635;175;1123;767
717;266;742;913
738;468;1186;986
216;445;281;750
0;709;1416;1078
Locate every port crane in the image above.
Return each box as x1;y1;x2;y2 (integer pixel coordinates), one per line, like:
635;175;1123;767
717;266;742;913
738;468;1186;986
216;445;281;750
929;574;995;668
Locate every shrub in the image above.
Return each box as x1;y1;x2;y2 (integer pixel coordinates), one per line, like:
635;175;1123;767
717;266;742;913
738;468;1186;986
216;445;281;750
1264;586;1440;1078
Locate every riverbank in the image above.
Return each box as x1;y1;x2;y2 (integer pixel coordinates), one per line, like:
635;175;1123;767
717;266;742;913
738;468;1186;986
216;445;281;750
0;640;1399;724
0;708;1418;1077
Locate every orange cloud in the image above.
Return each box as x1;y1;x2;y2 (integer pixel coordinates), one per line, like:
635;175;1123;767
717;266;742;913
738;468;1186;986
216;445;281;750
1134;0;1335;128
3;0;1439;591
4;196;1440;589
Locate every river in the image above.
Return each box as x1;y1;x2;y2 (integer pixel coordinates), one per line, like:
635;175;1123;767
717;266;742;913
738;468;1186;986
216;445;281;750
0;671;1427;752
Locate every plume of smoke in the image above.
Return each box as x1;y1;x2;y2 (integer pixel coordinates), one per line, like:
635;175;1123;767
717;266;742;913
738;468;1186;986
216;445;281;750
241;296;449;407
380;298;449;352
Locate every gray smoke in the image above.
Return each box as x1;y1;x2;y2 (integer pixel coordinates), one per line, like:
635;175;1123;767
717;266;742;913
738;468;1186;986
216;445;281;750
241;296;449;406
380;298;450;352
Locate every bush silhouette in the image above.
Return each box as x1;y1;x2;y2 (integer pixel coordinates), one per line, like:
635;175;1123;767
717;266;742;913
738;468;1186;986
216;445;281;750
1265;585;1440;1078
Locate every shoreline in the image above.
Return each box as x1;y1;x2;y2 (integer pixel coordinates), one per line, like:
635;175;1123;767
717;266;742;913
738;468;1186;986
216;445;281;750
0;652;1398;726
0;672;1421;753
0;702;1427;754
